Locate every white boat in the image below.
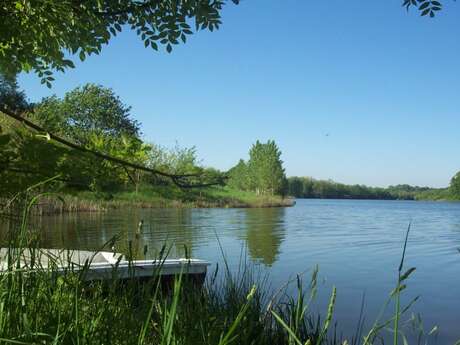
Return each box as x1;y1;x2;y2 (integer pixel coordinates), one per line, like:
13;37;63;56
0;248;210;283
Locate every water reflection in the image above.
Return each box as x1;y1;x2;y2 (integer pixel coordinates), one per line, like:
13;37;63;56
133;209;197;259
242;207;286;266
2;200;460;342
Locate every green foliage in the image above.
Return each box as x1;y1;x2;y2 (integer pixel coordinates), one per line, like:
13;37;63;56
1;83;155;193
244;208;285;266
0;74;30;112
0;0;239;84
287;177;391;200
386;184;433;198
403;0;443;17
228;159;249;190
0;244;326;345
0;120;68;194
287;177;452;201
229;140;287;196
80;131;153;191
1;80;228;197
0;190;442;345
0;116;154;194
247;140;287;195
383;184;453;200
148;143;201;175
449;171;460;199
145;143;226;188
1;106;142;195
32;84;140;144
1;0;444;85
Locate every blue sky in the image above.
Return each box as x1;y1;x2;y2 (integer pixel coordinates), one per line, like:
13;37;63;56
18;0;460;188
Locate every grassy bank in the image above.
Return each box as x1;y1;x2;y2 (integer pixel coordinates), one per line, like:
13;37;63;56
0;192;447;345
0;229;439;345
0;246;332;345
19;185;295;215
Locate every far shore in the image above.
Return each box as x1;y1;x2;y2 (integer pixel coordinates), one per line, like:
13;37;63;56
7;192;296;216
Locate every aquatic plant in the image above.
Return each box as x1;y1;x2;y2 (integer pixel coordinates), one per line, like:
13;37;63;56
0;187;450;345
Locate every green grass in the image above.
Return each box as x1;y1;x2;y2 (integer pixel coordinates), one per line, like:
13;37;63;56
0;185;448;345
23;185;295;214
0;196;330;345
0;224;441;345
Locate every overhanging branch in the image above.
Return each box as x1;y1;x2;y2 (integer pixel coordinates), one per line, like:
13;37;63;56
0;107;226;188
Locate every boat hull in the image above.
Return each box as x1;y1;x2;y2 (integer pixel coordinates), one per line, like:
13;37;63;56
1;248;210;285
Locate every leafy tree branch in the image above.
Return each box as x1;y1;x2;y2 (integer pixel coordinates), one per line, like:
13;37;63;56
0;0;240;85
0;106;226;189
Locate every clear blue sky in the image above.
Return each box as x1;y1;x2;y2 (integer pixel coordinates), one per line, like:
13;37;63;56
18;0;460;188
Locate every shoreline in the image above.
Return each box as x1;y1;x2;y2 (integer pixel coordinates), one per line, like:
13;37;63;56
292;196;459;202
19;195;296;215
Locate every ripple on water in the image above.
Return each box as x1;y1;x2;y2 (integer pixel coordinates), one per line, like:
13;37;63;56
3;199;460;343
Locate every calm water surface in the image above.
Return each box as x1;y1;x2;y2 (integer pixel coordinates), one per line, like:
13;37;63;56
4;199;460;343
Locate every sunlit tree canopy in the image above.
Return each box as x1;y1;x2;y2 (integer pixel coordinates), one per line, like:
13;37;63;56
0;0;239;86
1;0;446;86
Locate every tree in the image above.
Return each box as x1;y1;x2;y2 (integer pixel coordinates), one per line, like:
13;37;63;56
1;0;240;85
146;142;203;185
244;208;285;266
287;176;303;197
79;131;152;192
450;171;460;199
247;140;286;196
1;83;226;191
0;118;73;194
1;83;149;193
0;74;29;112
302;178;314;198
227;159;249;190
227;140;287;196
0;1;445;85
32;84;140;144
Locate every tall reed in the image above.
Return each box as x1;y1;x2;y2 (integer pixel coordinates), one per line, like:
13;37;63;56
0;186;449;345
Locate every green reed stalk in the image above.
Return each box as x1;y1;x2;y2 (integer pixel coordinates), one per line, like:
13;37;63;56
393;224;412;345
1;182;451;345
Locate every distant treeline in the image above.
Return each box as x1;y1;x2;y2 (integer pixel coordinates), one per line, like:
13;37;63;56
2;76;459;203
287;177;453;201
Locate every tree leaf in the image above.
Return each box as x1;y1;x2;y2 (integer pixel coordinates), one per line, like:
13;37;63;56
419;2;431;10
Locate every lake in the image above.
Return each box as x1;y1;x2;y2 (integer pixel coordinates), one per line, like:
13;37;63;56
4;199;460;343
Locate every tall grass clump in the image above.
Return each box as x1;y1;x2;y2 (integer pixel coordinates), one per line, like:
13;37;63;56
0;185;296;215
0;182;449;345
